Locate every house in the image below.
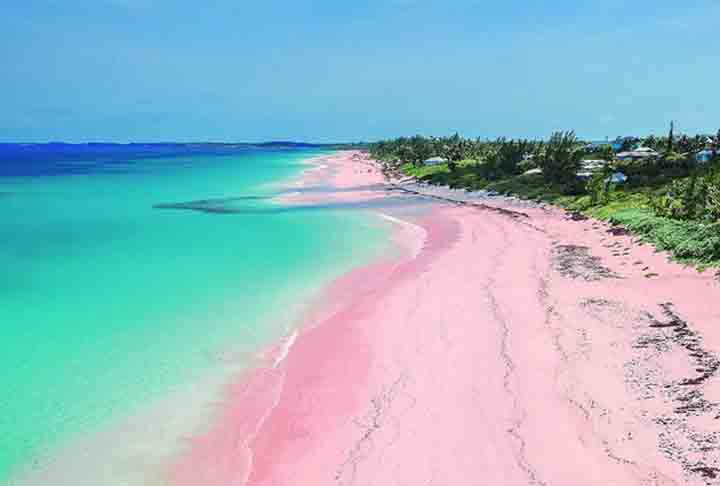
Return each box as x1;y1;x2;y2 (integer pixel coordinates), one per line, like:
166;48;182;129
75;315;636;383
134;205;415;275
608;172;628;184
634;147;659;156
576;159;609;179
423;156;448;166
523;167;542;176
584;142;612;153
616;147;658;161
696;150;715;164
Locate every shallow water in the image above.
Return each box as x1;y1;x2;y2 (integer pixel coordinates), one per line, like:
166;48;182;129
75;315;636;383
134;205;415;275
0;146;390;480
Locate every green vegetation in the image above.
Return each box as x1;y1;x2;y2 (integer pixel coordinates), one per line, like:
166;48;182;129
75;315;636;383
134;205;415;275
371;130;720;268
606;209;720;266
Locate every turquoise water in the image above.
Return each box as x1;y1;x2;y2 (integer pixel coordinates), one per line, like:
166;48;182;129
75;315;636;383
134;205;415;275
0;147;389;479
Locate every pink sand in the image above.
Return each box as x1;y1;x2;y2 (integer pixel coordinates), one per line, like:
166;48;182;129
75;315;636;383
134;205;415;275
171;151;720;486
277;151;387;204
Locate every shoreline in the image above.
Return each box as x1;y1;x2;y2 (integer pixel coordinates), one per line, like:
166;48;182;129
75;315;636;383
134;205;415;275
8;150;413;486
172;150;720;486
170;151;436;485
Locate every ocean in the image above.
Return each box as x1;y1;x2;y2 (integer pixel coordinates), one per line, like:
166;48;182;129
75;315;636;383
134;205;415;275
0;144;389;480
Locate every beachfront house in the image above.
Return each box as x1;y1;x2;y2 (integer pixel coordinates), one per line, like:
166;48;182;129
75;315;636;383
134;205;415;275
616;147;659;161
424;156;448;166
608;172;628;184
523;167;542;176
696;149;715;164
576;159;609;179
584;142;612;153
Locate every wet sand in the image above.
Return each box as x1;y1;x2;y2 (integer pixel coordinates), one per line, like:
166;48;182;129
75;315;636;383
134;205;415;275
172;151;720;486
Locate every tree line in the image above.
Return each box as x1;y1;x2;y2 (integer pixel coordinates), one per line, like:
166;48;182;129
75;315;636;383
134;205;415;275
370;131;587;185
369;128;720;224
370;128;720;184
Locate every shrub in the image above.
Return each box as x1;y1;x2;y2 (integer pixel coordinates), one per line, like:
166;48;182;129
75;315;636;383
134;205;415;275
705;167;720;221
651;166;720;222
480;138;531;179
586;168;613;205
440;134;474;173
609;209;720;265
537;131;583;185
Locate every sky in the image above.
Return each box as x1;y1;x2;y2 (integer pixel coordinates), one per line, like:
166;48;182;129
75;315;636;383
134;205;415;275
2;0;719;142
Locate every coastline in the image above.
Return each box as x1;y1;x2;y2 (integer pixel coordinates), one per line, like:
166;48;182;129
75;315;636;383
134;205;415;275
170;152;436;486
172;151;720;486
7;150;405;486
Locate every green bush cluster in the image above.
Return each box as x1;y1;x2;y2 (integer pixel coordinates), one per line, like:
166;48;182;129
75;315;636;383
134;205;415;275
481;138;536;179
370;133;485;169
651;165;720;222
609;209;720;266
586;169;613;205
536;131;584;185
616;152;695;183
370;133;548;179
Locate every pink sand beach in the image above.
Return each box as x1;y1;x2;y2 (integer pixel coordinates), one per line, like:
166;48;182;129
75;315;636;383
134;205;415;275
171;151;720;486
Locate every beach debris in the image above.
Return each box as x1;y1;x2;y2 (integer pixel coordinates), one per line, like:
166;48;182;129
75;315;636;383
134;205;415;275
632;303;720;484
387;183;536;222
607;225;631;236
566;211;589;221
578;299;720;484
552;244;620;281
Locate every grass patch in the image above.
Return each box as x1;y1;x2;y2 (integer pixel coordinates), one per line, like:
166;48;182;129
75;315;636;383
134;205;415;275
401;160;490;190
485;174;568;201
607;209;720;267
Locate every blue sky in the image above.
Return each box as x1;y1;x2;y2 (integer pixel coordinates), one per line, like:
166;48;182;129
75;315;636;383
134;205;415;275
2;1;718;142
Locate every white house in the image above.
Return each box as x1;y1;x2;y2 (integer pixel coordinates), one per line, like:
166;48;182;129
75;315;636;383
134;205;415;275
576;159;609;179
616;147;659;161
424;156;448;166
523;167;542;176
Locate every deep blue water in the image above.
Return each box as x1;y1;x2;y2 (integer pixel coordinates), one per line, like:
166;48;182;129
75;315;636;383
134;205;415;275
0;142;324;177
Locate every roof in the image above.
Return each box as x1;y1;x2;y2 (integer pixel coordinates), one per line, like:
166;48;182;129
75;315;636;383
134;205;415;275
523;168;542;176
610;172;627;182
617;148;658;159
